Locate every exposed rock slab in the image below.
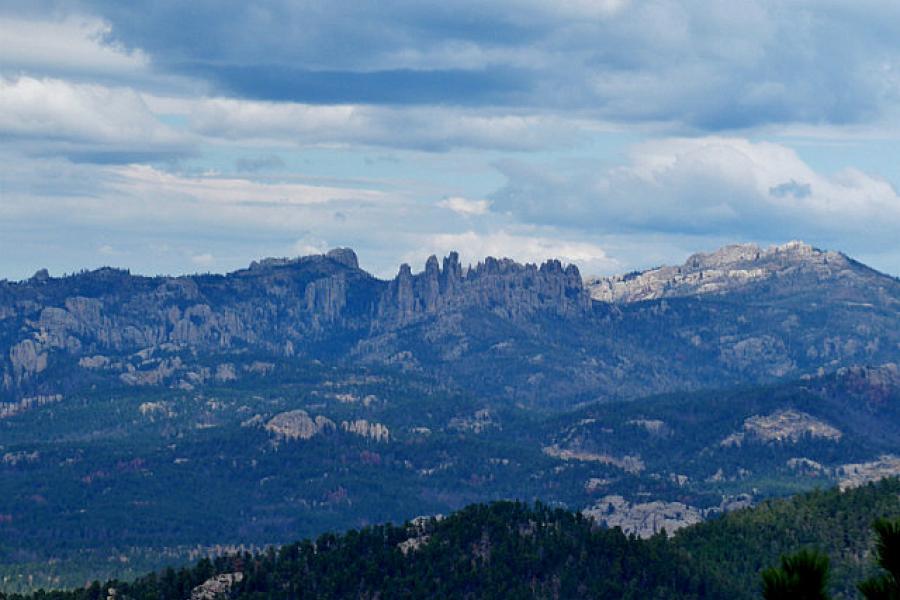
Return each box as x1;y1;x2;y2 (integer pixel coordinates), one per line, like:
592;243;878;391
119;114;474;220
587;241;853;303
583;495;704;538
721;409;842;447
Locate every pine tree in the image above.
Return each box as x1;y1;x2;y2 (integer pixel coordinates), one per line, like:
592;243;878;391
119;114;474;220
761;549;831;600
858;518;900;600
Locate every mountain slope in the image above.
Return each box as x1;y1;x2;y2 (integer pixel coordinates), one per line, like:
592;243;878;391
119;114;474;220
9;480;900;599
2;242;900;589
675;478;900;598
1;364;899;591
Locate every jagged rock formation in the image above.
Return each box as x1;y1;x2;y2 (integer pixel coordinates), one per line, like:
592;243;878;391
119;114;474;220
0;249;591;399
341;419;390;442
587;241;861;303
0;393;62;419
1;242;899;407
377;253;589;326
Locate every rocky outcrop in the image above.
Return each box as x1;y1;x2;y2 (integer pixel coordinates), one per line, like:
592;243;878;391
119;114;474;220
214;363;238;383
325;248;359;269
0;394;63;419
265;410;335;440
304;274;350;326
721;409;842;447
190;572;243;600
138;401;174;419
583;495;705;538
377;252;590;326
448;409;499;433
0;248;593;399
341;419;390;442
9;339;48;380
543;445;645;474
838;455;900;490
587;241;854;303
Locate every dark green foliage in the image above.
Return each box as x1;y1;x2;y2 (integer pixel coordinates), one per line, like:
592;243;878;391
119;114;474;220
675;479;900;599
761;549;831;600
2;363;900;591
8;482;900;600
3;502;730;600
858;518;900;599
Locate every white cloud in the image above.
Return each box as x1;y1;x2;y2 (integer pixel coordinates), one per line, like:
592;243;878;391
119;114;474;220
492;136;900;248
0;76;188;156
170;96;591;151
107;164;384;208
0;16;149;78
191;253;215;266
437;196;491;216
291;239;329;256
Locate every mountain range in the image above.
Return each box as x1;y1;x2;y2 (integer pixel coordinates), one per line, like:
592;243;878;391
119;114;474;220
3;241;899;406
1;241;899;590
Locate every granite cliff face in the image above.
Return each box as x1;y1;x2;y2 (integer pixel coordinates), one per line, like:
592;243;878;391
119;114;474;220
378;253;588;326
1;242;899;407
586;241;866;303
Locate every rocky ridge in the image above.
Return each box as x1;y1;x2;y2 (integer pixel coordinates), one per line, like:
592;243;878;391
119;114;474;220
586;241;860;303
0;249;588;398
2;242;899;407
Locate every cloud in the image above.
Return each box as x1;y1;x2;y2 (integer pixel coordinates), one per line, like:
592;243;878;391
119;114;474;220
31;0;898;131
106;164;385;209
0;156;388;236
2;2;900;281
0;152;622;280
0;76;189;160
0;76;580;162
0;155;421;278
437;196;491;216
291;239;329;256
491;136;900;250
175;96;587;151
191;253;215;266
0;15;149;79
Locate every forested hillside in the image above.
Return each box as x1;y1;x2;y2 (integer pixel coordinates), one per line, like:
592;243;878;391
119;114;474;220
6;479;898;600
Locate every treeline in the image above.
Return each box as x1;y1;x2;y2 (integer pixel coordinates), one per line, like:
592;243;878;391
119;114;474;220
675;477;900;597
3;502;728;600
5;479;900;600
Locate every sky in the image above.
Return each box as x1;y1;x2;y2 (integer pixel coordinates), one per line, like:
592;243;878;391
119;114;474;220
1;0;900;280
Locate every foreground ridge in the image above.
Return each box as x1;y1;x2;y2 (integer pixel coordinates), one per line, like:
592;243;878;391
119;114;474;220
6;480;898;600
